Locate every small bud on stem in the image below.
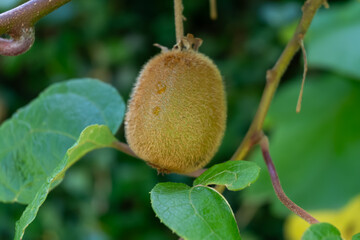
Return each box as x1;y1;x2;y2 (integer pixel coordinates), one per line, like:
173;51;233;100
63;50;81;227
0;27;35;56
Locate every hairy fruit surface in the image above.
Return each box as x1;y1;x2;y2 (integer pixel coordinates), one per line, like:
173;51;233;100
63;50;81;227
125;50;226;174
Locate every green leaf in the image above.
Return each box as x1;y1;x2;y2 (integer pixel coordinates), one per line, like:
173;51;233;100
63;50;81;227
301;223;342;240
14;124;118;240
245;75;360;215
0;78;125;204
306;1;360;79
352;233;360;240
193;161;260;191
150;183;241;240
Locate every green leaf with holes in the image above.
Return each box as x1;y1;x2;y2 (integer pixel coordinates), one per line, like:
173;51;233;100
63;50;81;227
194;161;260;191
151;182;241;240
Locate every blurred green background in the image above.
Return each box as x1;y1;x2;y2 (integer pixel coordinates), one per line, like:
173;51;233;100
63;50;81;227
1;0;359;239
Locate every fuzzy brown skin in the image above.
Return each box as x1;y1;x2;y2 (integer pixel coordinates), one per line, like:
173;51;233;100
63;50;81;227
125;50;226;174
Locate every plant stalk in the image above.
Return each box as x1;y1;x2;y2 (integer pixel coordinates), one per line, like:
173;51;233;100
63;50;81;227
0;0;71;34
209;0;217;20
174;0;184;43
231;0;326;161
259;135;319;224
0;0;71;55
112;141;138;158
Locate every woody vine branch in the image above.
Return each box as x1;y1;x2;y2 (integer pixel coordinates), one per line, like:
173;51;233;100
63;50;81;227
0;0;71;56
216;0;328;224
231;0;328;161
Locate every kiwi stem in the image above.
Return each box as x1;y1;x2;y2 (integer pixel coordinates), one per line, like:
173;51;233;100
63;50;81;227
112;141;138;158
0;0;71;55
209;0;217;20
183;168;207;177
111;141;206;177
174;0;184;43
230;0;326;162
259;135;319;224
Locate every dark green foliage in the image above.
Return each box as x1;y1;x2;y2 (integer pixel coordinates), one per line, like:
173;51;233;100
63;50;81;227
1;0;360;239
0;79;125;239
0;79;124;204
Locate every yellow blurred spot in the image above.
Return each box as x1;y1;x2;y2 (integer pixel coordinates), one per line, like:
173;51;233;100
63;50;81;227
284;195;360;240
152;106;161;115
156;82;167;94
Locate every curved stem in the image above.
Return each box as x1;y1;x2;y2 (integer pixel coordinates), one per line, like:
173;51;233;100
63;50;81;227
111;141;138;158
0;0;71;55
0;0;71;33
259;135;319;224
0;26;35;56
231;0;326;161
174;0;184;43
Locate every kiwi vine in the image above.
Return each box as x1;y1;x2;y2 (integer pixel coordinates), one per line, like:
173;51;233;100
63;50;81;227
0;0;347;239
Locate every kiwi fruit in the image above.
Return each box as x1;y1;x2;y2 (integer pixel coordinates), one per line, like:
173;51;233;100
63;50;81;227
125;34;226;174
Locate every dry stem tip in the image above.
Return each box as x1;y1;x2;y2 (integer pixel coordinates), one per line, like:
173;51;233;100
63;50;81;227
296;39;308;113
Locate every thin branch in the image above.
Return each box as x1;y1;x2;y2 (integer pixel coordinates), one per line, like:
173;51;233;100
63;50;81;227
174;0;184;43
231;0;325;161
323;0;330;8
111;141;138;158
259;135;318;224
0;0;71;56
296;39;308;113
0;26;35;56
0;0;71;33
111;141;205;178
183;168;206;178
209;0;217;20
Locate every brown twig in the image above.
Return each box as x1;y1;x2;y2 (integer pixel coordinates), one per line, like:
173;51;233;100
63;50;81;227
259;135;318;224
0;26;35;56
230;0;326;161
209;0;217;20
0;0;71;56
174;0;184;43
